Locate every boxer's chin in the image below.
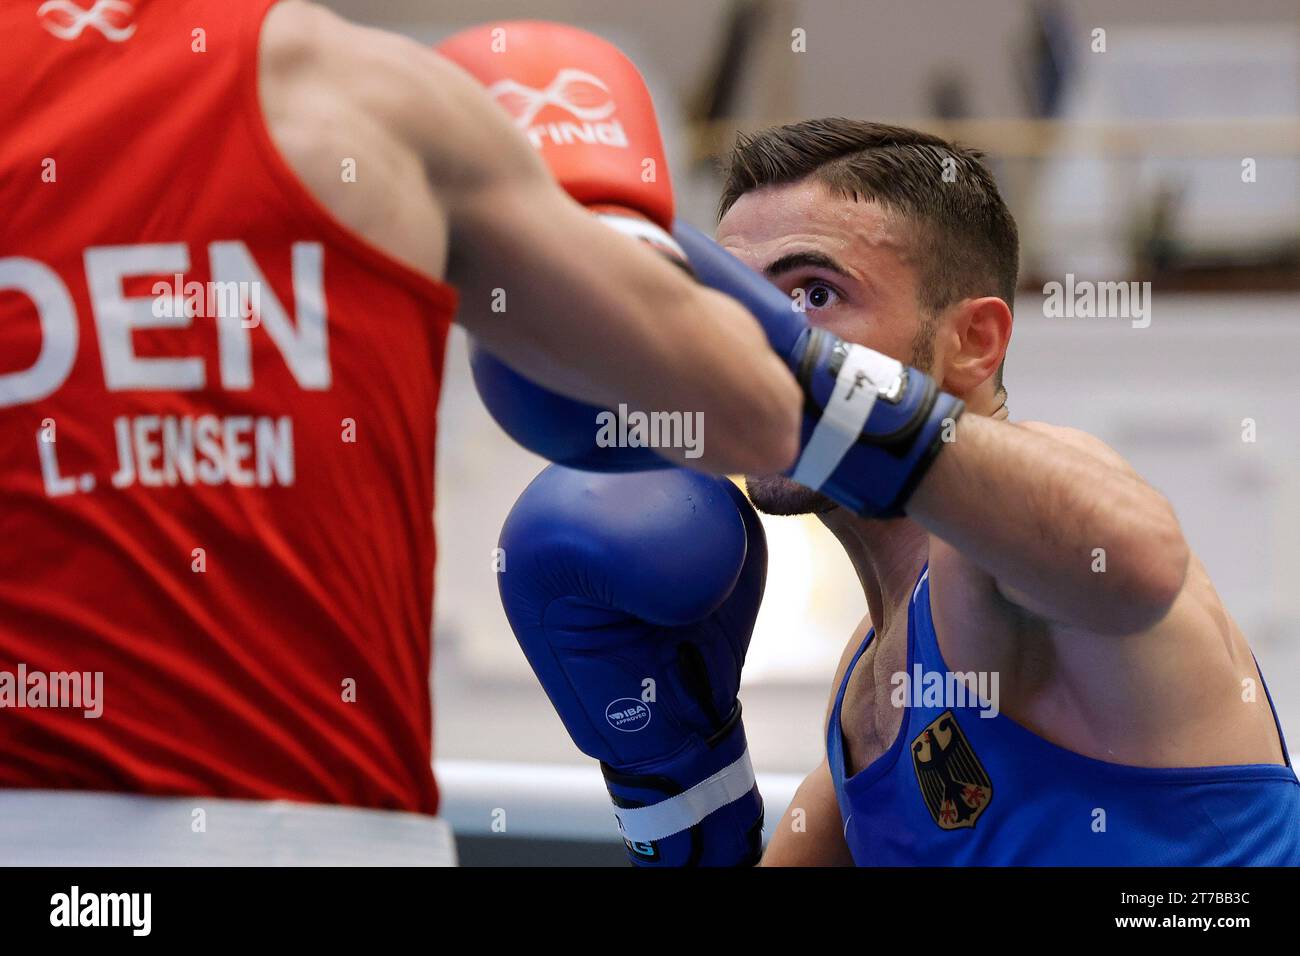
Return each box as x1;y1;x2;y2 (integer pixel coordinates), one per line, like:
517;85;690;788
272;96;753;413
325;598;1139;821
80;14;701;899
744;475;839;517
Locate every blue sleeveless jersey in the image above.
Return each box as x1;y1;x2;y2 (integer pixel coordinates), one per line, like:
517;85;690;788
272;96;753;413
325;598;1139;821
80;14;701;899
827;568;1300;865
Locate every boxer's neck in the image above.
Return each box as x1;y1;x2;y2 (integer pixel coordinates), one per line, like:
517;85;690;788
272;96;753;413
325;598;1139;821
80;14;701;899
818;397;1009;628
819;508;929;636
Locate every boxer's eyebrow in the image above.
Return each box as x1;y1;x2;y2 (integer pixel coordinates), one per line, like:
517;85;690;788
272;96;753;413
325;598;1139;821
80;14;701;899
763;251;853;280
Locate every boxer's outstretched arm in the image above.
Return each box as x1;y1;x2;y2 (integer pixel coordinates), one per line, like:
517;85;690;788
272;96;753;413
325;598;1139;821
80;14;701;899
259;1;800;475
909;417;1190;636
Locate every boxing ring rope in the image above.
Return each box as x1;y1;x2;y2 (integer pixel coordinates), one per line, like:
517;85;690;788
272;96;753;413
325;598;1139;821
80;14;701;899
436;760;802;844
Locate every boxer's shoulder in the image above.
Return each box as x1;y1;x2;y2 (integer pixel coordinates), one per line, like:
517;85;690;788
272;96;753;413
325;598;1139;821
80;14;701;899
257;1;449;279
257;1;452;155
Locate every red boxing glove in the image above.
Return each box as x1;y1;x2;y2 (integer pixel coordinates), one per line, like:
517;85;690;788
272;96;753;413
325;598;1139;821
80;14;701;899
437;20;680;258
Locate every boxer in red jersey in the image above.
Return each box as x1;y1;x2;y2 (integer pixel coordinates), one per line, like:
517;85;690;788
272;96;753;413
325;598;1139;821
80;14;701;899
0;0;802;864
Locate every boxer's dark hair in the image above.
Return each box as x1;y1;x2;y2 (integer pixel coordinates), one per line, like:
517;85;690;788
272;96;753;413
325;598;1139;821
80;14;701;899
719;118;1017;390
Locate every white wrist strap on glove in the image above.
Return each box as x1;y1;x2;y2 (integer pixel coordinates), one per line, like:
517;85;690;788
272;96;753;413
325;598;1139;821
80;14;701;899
595;212;688;261
791;343;904;491
611;748;756;844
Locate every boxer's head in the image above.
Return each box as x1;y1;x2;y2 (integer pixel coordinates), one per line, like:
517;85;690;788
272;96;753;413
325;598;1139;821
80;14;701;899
716;119;1018;516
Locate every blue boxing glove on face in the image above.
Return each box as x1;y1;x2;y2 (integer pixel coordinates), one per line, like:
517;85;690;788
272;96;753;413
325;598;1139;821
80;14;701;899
470;222;960;518
498;466;766;866
672;221;964;518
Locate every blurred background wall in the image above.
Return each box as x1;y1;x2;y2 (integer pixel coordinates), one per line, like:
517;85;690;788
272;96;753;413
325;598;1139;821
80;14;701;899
323;0;1300;861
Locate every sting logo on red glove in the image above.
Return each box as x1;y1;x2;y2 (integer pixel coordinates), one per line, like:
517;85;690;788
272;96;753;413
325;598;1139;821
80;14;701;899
438;21;668;212
489;68;617;125
488;69;629;150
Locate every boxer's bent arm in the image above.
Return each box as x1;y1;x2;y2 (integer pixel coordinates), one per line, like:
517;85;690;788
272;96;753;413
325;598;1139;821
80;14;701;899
447;176;801;474
262;2;800;475
908;416;1190;636
762;761;854;866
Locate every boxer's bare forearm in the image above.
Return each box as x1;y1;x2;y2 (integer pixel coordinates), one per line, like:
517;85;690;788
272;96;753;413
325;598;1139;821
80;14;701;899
907;415;1189;635
447;180;802;475
263;2;800;475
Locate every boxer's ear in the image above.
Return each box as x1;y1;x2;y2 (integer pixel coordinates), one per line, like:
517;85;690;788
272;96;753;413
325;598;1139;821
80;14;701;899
937;296;1011;397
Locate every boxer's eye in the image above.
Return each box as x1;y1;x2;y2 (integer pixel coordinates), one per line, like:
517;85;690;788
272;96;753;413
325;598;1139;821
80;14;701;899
799;281;840;311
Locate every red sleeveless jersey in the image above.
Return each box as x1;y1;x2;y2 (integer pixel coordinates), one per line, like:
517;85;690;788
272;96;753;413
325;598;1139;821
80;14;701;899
0;0;456;813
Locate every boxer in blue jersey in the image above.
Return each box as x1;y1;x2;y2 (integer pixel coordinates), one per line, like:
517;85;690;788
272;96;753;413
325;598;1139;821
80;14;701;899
713;119;1300;866
493;115;1298;866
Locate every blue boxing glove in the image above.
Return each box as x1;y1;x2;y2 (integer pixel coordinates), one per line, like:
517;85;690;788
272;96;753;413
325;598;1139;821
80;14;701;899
469;341;664;471
466;209;695;472
672;221;964;518
473;220;961;518
498;466;766;866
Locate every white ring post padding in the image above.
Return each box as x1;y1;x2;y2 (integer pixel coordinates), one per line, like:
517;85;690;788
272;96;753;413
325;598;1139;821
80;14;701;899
790;345;904;491
610;749;757;844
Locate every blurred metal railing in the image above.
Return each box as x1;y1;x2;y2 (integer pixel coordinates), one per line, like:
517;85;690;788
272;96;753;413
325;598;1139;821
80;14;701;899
690;117;1300;161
